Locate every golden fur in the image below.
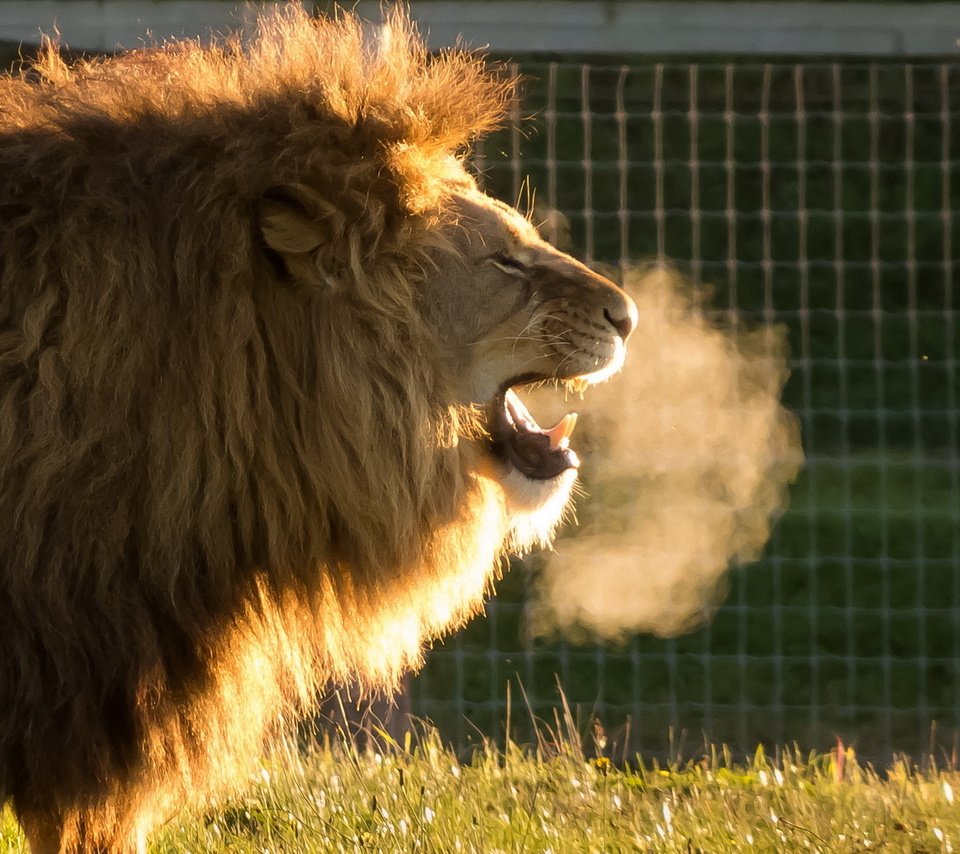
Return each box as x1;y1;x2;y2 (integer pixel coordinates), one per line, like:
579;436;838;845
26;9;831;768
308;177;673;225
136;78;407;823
0;7;634;852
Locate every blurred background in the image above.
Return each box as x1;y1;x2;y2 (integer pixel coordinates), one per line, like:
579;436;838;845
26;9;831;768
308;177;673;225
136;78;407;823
4;0;958;764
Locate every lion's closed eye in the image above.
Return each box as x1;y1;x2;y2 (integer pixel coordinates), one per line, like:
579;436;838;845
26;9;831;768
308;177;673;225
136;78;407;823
489;251;528;275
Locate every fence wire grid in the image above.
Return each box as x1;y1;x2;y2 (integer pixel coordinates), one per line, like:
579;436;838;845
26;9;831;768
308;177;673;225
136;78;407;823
409;60;960;763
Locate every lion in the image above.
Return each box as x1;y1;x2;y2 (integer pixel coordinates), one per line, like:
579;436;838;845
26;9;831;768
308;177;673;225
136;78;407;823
0;8;635;853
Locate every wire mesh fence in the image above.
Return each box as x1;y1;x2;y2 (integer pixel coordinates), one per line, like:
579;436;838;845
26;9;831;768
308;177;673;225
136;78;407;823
409;60;960;763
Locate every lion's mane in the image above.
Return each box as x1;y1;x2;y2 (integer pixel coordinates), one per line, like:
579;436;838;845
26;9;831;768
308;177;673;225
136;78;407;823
0;8;516;847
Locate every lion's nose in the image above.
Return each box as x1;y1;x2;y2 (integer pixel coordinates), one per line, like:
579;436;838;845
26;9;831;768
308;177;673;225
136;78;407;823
603;288;638;341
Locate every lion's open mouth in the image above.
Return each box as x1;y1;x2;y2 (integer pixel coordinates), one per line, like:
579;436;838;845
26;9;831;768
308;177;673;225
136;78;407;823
487;377;582;480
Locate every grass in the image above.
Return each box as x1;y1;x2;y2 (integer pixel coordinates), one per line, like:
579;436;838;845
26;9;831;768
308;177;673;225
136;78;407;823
3;720;960;853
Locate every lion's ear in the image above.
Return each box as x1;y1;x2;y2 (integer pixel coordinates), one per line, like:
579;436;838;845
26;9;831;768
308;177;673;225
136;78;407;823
258;174;400;283
258;184;327;255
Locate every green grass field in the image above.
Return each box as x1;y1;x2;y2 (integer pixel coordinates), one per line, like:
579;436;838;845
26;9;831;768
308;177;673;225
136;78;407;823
4;724;959;853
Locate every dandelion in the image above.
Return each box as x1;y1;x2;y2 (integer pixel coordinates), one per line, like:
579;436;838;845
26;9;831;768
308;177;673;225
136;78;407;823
591;756;611;775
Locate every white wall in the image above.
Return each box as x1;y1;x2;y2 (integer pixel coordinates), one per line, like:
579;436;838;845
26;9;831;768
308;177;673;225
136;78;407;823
0;1;957;56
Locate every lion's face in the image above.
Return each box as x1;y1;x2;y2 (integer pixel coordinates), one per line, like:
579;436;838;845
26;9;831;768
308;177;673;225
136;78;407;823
421;187;637;520
257;168;634;546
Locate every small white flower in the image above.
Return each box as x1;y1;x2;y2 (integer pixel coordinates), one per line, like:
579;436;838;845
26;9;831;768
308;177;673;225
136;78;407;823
944;781;955;805
423;807;435;824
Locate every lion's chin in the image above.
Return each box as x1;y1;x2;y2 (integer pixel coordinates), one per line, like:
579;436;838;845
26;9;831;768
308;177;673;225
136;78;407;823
497;464;578;553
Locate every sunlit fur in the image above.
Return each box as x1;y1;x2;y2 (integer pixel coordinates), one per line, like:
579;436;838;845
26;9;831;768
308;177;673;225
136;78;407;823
0;8;566;851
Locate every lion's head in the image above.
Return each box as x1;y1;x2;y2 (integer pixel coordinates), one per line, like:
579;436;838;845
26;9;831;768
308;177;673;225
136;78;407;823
261;177;636;551
425;189;635;506
0;8;634;851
